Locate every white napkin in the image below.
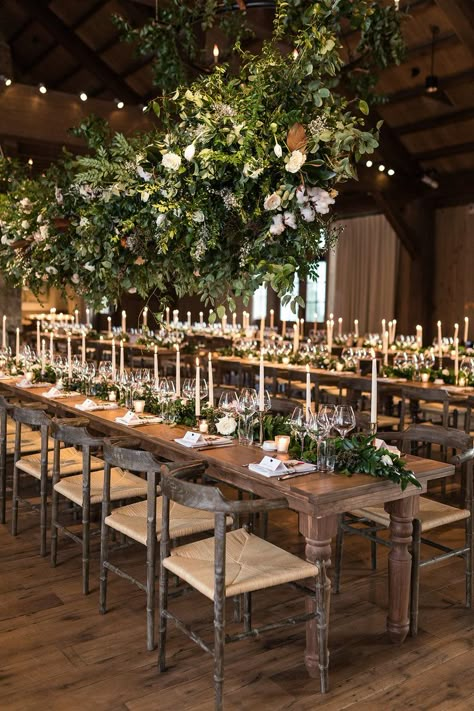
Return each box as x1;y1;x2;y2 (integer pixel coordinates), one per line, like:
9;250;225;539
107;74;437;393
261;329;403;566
248;457;315;478
374;438;401;456
115;410;162;427
174;432;232;448
44;386;69;399
76;399;118;412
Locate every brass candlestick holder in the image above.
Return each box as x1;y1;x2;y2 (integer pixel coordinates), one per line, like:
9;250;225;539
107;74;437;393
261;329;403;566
369;421;377;437
258;410;265;446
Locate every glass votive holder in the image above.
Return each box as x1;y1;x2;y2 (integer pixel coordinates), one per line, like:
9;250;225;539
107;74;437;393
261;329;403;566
275;435;290;454
108;390;117;402
458;376;466;387
133;399;145;414
199;419;209;434
421;372;430;383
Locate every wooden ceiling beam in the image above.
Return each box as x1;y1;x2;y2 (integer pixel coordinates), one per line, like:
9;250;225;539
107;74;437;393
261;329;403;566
0;83;154;147
434;0;474;58
20;0;141;103
396;107;474;135
387;69;474;105
414;140;474;161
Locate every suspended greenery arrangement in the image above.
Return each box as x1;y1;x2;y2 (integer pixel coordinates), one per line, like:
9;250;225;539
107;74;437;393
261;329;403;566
0;0;405;311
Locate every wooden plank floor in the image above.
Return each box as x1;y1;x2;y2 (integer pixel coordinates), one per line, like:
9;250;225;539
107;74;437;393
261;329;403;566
1;491;474;710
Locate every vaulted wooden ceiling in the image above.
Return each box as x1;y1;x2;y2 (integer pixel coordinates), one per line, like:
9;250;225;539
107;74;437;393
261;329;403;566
0;0;473;212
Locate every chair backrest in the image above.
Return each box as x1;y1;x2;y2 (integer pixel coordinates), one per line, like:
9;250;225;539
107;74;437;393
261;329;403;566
0;395;13;412
51;418;104;448
400;386;450;429
103;437;162;473
465;396;474;435
12;404;50;427
378;423;472;463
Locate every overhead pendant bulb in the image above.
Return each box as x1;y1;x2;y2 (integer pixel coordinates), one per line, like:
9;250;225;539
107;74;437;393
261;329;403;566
425;26;439;94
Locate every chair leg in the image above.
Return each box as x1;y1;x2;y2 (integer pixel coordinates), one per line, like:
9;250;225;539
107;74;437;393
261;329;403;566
40;472;48;557
243;592;252;633
334;514;344;594
214;590;225;711
11;466;19;536
410;518;421;637
50;487;59;567
315;563;331;694
466;516;473;609
158;563;168;672
0;453;6;525
99;522;109;614
146;536;157;651
82;499;90;595
370;537;377;571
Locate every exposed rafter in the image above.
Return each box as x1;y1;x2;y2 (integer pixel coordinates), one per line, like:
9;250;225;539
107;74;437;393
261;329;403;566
396;107;474;135
20;0;141;104
434;0;474;58
387;69;474;105
414;141;474;162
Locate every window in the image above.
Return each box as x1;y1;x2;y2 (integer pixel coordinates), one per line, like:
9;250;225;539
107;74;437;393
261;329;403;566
251;284;267;321
306;261;327;322
279;272;300;322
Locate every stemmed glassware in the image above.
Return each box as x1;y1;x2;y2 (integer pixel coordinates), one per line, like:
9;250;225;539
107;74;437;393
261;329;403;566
218;390;239;414
236;388;258;445
289;406;307;457
306;411;327;467
334;404;356;439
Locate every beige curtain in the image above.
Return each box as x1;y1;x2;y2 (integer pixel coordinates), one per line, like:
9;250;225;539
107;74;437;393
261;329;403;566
332;214;399;334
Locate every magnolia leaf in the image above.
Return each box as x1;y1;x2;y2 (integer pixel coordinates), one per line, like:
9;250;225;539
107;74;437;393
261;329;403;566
359;99;369;115
287;123;307;152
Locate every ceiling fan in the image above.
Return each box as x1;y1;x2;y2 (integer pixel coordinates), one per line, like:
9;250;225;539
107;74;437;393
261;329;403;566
424;25;454;106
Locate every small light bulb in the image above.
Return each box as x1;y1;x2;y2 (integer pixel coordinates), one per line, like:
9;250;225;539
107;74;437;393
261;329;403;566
378;164;385;172
117;100;124;109
366;160;373;168
388;168;395;176
142;104;147;112
39;83;47;94
213;43;219;59
80;92;88;101
5;77;12;86
28;158;33;166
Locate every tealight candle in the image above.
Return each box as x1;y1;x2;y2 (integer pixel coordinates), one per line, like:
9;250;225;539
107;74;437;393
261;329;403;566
275;435;290;454
199;419;209;434
133;399;145;414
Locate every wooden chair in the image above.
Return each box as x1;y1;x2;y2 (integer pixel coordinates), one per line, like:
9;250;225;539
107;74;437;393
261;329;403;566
10;407;102;556
99;439;215;651
465;396;474;435
50;419;141;594
158;466;331;709
334;424;474;636
340;377;400;430
399;386;451;429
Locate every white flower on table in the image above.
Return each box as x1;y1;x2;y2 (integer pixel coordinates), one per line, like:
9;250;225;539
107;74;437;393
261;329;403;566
380;453;393;467
263;193;281;211
192;210;205;223
161;152;182;171
285;149;306;173
21;220;29;230
216;415;237;436
184;143;196;161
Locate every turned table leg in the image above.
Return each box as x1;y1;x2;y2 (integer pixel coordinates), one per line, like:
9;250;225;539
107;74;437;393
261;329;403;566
298;512;338;678
384;494;420;644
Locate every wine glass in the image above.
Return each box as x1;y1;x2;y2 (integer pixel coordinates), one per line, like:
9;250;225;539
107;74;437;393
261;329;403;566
182;378;195;401
218;390;239;414
289;406;306;457
306;412;327;469
334;405;356;439
236;388;258;445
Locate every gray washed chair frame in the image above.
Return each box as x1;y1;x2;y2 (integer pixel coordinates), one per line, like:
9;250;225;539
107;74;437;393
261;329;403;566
50;419;105;595
99;437;206;651
334;424;474;636
0;394;15;525
158;467;330;710
11;404;52;556
399;386;451;430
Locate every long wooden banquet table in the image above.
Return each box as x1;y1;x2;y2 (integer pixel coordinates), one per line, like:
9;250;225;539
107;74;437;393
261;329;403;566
1;380;455;678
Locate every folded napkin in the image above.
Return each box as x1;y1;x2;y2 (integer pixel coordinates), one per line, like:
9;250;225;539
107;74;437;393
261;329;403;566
75;399;118;412
44;386;76;399
374;438;401;456
16;379;47;389
174;432;232;448
115;410;162;427
249;457;315;478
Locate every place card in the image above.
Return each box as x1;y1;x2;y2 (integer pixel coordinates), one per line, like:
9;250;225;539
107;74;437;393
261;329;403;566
174;432;232;448
248;457;316;478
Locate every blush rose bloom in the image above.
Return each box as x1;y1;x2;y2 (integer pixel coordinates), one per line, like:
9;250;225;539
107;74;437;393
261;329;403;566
263;193;281;211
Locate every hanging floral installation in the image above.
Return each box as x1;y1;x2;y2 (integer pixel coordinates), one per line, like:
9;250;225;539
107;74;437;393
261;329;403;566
0;1;405;313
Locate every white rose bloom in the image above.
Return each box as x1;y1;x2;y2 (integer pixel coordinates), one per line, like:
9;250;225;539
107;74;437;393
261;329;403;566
274;142;282;158
128;287;137;294
381;454;393;467
300;205;315;222
55;187;63;205
33;225;48;243
84;263;95;272
21;220;29;229
45;266;57;275
192;210;205;223
263;193;281;211
283;211;297;229
72;273;80;284
162;152;182;171
184;143;196;161
137;165;152;182
156;213;167;228
269;214;285;235
141;191;150;203
216;415;237;436
285;149;306;173
20;197;32;212
37;214;43;224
